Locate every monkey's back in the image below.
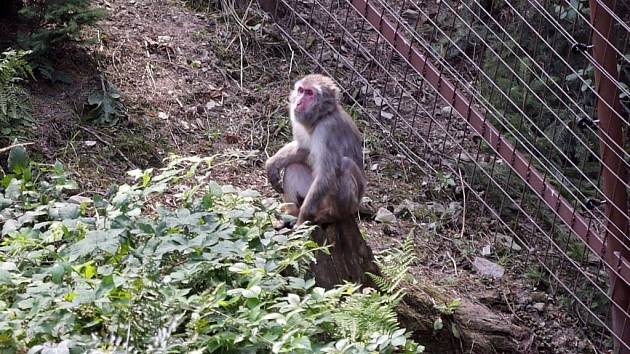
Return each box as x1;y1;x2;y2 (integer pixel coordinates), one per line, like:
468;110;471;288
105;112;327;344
324;108;364;171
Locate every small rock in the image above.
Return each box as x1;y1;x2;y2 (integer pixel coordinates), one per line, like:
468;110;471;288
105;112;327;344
481;244;491;256
533;302;546;312
373;90;388;107
383;224;400;236
426;202;446;215
495;233;522;251
68;195;92;205
359;85;373;97
446;201;462;215
205;100;221;110
380;111;394;120
157;35;172;43
375;207;397;224
158;112;169;120
402;9;419;18
359;197;376;219
478;290;502;305
440;106;454;117
394;199;423;218
531;291;547;302
84;140;97;147
261;198;276;208
472;257;504;279
370;163;379;171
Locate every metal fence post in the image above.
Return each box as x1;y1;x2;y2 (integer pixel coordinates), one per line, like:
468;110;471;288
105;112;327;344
588;0;630;352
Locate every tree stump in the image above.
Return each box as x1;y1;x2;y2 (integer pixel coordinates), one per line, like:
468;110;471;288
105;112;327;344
309;219;380;289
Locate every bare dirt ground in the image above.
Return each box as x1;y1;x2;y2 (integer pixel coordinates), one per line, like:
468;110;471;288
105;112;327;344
9;0;604;352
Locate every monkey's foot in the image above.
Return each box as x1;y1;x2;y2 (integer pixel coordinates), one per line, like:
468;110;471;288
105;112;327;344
278;202;300;217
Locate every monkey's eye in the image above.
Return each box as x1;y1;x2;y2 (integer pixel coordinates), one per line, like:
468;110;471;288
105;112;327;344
304;89;314;96
297;87;304;94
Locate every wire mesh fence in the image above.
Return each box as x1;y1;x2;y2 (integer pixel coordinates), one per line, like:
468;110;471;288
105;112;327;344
260;0;629;352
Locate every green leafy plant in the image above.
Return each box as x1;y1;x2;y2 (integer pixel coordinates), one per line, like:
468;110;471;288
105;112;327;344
82;79;124;125
369;230;416;297
434;298;461;316
0;151;423;353
16;0;106;57
0;50;34;135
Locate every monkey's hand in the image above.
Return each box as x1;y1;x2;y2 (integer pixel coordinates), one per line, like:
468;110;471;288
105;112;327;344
267;166;284;193
265;141;308;194
296;201;317;225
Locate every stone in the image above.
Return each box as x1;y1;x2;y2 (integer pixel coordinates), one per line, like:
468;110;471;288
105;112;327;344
472;257;504;279
440;106;454;117
359;197;376;219
531;291;547;303
375;207;397;224
532;302;546;312
394;199;423;218
495;233;522;252
383;224;400;236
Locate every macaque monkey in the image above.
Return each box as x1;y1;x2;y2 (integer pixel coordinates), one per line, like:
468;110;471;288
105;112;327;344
265;74;366;225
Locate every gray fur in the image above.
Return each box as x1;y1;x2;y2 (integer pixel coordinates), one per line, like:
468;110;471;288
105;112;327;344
266;74;366;225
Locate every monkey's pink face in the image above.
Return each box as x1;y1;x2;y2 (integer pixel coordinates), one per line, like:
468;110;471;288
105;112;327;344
292;84;317;114
295;86;315;113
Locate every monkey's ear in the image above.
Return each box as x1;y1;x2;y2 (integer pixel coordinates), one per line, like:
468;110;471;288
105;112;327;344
330;85;341;102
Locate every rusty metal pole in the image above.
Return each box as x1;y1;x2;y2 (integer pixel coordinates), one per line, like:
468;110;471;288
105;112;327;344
588;0;630;352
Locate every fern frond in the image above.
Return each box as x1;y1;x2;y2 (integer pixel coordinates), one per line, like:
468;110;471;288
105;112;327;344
331;231;418;346
368;229;417;294
0;50;34;131
0;82;32;128
333;290;401;340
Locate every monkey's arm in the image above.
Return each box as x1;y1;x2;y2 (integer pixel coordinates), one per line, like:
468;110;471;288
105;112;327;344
265;141;309;193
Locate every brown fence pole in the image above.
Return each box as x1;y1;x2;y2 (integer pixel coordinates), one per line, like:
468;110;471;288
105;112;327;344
588;0;630;352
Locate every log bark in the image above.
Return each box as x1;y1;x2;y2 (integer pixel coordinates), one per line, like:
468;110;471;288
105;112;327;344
398;286;537;354
309;219;380;289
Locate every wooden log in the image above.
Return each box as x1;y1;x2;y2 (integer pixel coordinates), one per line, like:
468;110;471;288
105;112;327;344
309;219;380;289
398;286;538;354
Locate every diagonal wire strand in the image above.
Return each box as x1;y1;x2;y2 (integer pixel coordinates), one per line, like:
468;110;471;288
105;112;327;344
275;1;630;348
376;0;630;233
401;0;630;193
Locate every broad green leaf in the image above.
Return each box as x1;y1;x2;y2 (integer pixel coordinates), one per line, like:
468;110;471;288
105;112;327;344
5;178;21;200
8;145;28;174
50;263;65;284
287;293;300;306
433;317;443;331
0;269;13;285
242;285;261;299
95;275;115;298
